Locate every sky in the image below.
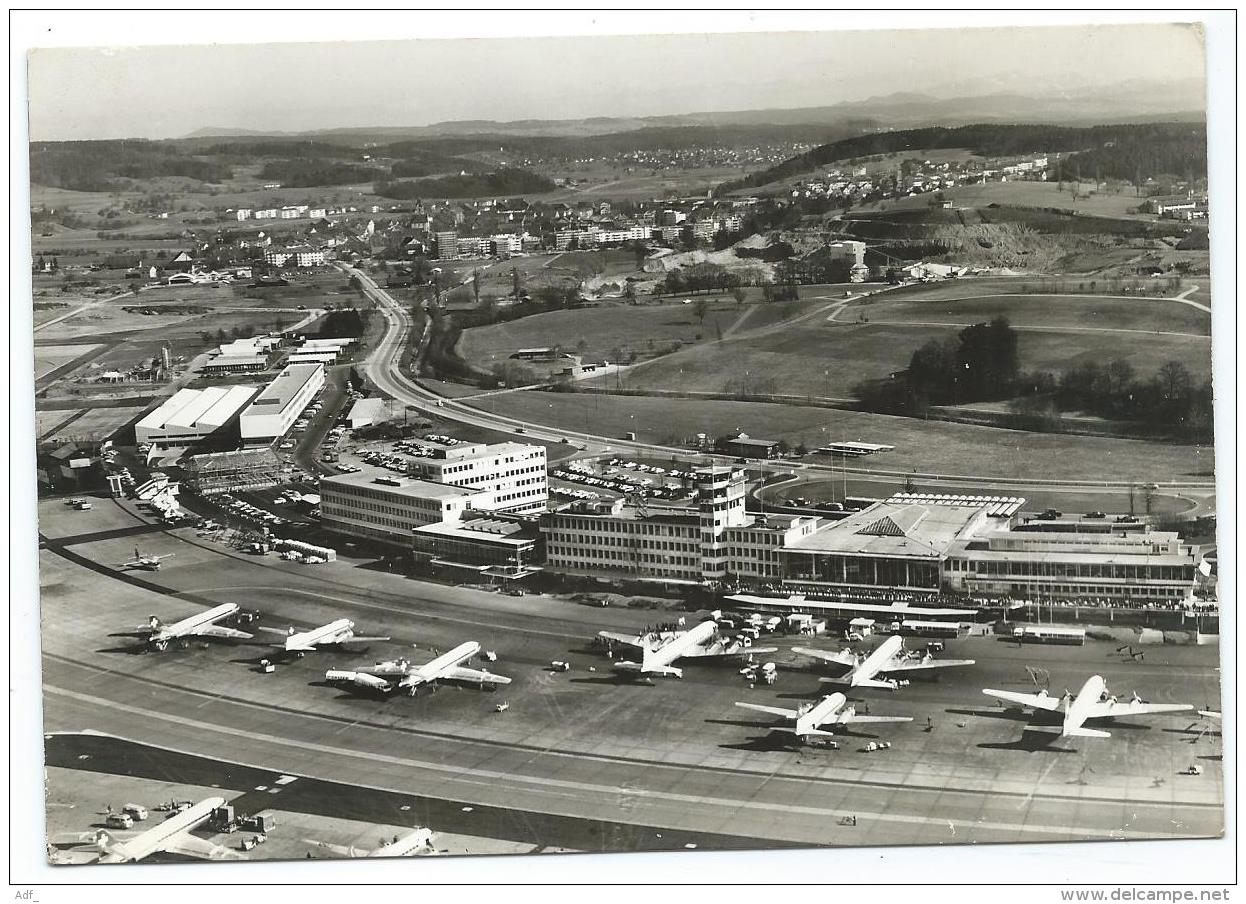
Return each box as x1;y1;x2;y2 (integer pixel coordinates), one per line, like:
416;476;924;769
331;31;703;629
25;20;1207;141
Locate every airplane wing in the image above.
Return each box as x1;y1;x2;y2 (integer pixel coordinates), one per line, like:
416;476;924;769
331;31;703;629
1085;699;1194;719
445;666;511;685
162;833;243;861
792;646;856;667
303;839;357;858
983;688;1062;711
196;624;254;640
882;657;976;673
836;714;914;725
734;702;799;719
597;631;643;648
683;645;778;659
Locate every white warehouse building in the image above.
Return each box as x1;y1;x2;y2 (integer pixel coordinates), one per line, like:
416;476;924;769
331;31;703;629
238;362;325;444
134;385;258;448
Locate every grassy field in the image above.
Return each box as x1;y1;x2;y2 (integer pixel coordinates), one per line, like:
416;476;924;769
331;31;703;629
853;180;1159;221
457;299;755;366
464;390;1213;482
607;289;1213;399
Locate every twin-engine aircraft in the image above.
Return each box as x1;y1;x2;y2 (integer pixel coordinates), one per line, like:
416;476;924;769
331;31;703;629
983;674;1193;738
599;620;776;679
794;634;974;689
119;546;175;571
259;618;390;655
326;641;510;695
735;692;912;742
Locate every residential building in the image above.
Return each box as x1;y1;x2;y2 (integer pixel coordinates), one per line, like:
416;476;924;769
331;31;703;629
435;231;459;260
235;209;252;221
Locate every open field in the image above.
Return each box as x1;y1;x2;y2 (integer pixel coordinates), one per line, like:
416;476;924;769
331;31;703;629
34;344;104;381
458;299;757;366
604;288;1213;400
854;180;1165;221
44;404;148;443
542;165;752;201
464;390;1213;482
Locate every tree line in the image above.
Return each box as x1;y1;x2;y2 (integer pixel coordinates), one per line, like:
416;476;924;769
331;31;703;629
853;316;1213;441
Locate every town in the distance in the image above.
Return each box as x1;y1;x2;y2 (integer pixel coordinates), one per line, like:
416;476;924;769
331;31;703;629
33;96;1220;864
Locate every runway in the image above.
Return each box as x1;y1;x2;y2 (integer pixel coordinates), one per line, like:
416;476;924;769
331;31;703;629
38;496;1225;852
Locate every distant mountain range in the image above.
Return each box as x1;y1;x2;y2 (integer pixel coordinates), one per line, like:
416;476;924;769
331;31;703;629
182;78;1204;143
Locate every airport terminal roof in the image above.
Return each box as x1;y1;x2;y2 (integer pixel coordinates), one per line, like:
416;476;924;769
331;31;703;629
414;517;538;547
726;593;977;620
784;500;987;560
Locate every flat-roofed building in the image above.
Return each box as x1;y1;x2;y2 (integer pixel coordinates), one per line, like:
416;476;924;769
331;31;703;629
320;470;491;545
944;523;1199;605
411;441;547;513
134;385;257;447
781;501;990;597
413;515;541;567
238;362;324;444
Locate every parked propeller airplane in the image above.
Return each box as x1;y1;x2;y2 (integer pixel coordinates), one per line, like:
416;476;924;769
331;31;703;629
119;546;175;571
304;827;437;858
138;603;253;651
794;635;975;689
599;620;776;679
735;692;912;742
259;618;390;656
325;641;510;695
48;797;238;864
983;674;1194;738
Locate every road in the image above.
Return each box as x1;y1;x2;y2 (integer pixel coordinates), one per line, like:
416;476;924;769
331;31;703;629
345;265;1214;496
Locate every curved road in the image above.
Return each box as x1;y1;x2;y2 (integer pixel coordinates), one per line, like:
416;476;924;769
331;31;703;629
348;265;1214;497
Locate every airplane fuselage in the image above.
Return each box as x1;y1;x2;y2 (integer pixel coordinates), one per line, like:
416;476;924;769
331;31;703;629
795;692;849;736
287;618;354;651
106;797;225;862
1062;674;1108;735
849;635;904;686
151;603;240;648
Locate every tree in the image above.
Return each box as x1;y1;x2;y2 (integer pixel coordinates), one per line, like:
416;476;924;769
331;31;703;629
693;297;710;326
472;268;481;306
731;286;748;308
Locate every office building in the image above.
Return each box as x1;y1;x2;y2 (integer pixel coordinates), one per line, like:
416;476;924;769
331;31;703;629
410;441;547;513
320;470;490;544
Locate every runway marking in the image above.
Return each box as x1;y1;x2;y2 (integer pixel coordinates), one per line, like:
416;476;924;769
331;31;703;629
43;685;1209;841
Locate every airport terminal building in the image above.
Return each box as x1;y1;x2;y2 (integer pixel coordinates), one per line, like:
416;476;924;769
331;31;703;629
541;474;1201;605
409;441;548;513
320;471;491;544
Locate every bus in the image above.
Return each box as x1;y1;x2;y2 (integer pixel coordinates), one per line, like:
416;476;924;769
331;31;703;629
1011;625;1086;646
895;620;966;638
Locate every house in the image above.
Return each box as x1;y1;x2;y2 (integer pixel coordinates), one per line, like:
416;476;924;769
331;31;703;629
164;251;195;273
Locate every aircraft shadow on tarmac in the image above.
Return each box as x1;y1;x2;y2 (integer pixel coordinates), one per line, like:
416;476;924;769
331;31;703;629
718;731;809;753
567;674;657;687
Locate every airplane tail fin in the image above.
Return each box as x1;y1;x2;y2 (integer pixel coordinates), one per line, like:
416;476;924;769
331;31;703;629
148;615;162;631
